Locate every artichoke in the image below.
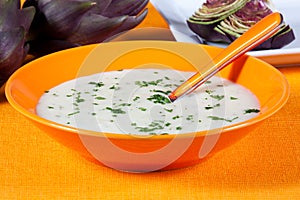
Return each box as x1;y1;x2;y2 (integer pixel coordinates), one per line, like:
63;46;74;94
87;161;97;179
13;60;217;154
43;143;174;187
0;0;35;86
187;0;295;50
23;0;149;56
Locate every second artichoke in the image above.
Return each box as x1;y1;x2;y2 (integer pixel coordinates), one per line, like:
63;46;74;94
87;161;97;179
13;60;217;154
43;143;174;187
23;0;149;56
0;0;35;86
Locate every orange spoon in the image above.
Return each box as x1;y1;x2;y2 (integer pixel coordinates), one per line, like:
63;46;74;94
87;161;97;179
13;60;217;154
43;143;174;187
169;12;284;101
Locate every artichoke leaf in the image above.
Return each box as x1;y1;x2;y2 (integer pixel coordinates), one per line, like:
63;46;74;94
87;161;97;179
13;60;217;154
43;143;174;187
37;0;96;39
0;0;35;32
0;27;27;86
188;0;248;24
23;0;148;56
187;22;230;43
0;0;17;30
0;28;25;61
102;0;149;17
0;0;20;14
86;0;112;14
103;8;148;41
18;6;36;33
270;25;295;49
67;14;128;44
126;0;149;16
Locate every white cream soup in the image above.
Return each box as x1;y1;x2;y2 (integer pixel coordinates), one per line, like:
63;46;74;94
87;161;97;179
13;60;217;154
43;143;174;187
36;69;260;135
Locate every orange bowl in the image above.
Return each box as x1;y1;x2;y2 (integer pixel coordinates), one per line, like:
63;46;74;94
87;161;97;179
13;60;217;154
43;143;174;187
5;41;289;172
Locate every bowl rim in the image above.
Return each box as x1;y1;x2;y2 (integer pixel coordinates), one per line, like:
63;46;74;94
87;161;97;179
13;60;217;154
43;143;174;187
5;41;290;140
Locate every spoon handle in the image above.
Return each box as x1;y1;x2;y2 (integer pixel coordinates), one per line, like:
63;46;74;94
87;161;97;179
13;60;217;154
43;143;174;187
169;12;283;101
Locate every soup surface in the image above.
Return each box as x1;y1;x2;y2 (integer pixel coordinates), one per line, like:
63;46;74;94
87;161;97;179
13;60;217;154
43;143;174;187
36;69;260;135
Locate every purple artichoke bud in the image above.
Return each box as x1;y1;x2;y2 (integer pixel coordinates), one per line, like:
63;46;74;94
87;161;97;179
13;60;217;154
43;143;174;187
0;0;35;86
23;0;149;57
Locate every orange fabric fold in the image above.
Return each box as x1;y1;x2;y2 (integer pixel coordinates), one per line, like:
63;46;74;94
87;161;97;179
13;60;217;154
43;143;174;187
1;3;299;199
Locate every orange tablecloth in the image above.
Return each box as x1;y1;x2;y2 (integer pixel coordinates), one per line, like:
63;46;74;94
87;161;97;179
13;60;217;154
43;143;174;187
1;3;299;199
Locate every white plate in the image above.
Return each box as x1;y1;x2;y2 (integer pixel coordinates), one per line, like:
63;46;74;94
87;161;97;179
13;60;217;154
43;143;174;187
150;0;300;66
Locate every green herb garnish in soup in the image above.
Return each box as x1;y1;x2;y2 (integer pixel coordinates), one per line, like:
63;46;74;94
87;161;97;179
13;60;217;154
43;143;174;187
36;69;260;135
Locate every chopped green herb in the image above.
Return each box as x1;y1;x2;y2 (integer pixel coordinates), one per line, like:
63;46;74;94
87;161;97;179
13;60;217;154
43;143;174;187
164;76;170;80
147;94;171;105
210;95;224;101
118;103;131;107
135;120;164;133
89;81;105;87
208;116;239;122
205;106;213;110
135;79;163;87
135;81;147;87
106;107;126;114
165;122;171;127
138;107;147;111
230;96;238;100
48;106;54;109
133;96;140;101
91;112;96;116
151;89;171;95
95;96;106;100
75;98;85;103
164;108;173;113
172;115;180;120
74;92;84;103
186;115;193;121
176;126;182;130
163;84;173;87
244;109;260;114
205;80;212;84
205;103;220;110
68;111;80;116
205;90;214;94
96;82;104;87
109;85;119;90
